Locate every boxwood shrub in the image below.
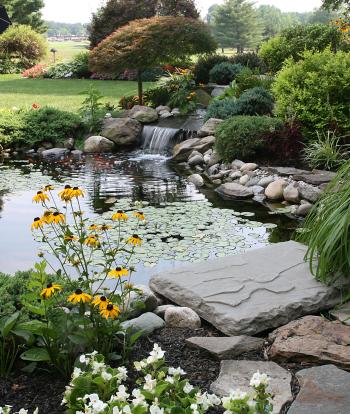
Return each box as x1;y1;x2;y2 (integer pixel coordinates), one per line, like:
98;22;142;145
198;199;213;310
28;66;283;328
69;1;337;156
209;62;243;85
194;54;230;84
215;115;284;161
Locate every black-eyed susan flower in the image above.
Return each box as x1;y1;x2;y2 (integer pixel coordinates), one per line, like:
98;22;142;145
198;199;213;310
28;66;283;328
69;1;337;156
67;289;92;304
70;187;84;198
40;282;62;299
31;217;43;230
58;185;73;202
33;191;49;204
124;282;134;290
100;303;120;320
84;234;99;248
133;211;145;220
88;224;99;231
112;210;128;221
92;295;109;310
41;210;53;224
43;185;54;191
108;267;128;278
64;234;78;241
100;224;112;231
127;234;142;246
51;212;65;224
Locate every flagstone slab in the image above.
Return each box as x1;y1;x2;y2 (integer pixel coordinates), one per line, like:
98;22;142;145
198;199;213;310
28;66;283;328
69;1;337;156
149;241;342;336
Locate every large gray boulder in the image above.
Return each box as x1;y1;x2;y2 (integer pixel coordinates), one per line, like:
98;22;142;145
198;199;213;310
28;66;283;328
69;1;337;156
101;117;142;146
128;105;158;123
288;365;350;414
188;174;204;187
121;312;165;336
84;136;114;153
297;181;322;203
210;360;292;414
149;241;342;336
173;138;201;161
197;118;223;137
217;182;254;199
126;284;158;317
41;148;70;160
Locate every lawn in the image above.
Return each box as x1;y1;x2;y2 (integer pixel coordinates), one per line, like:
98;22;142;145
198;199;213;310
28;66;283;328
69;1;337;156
45;41;90;63
0;75;154;112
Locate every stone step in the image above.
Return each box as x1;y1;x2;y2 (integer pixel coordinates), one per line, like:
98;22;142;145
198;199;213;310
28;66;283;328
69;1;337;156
149;241;341;336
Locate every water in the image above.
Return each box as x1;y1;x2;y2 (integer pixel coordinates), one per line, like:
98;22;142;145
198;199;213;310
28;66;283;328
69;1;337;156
0;153;297;284
142;126;195;155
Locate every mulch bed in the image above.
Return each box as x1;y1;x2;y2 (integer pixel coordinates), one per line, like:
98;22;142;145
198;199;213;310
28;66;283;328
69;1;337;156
0;323;305;413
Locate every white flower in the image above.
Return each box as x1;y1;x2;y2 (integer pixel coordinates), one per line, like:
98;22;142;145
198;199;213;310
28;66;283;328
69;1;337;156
92;361;106;374
168;367;186;376
33;409;39;414
190;404;199;414
101;371;113;381
183;382;194;394
115;385;130;401
150;406;164;414
90;400;107;414
147;344;165;363
72;367;82;379
79;354;89;364
131;388;148;408
18;410;28;414
165;375;174;384
84;394;100;404
143;374;157;392
134;360;147;371
250;371;270;388
117;366;128;382
84;311;91;316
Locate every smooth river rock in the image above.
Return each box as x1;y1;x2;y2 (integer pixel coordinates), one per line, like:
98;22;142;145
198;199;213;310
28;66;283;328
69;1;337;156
265;179;288;201
210;360;292;414
101;117;142;146
165;306;201;329
288;365;350;414
185;336;264;359
84;136;114;153
197;118;223;137
128;105;158;123
268;315;350;369
216;182;254;199
149;241;341;336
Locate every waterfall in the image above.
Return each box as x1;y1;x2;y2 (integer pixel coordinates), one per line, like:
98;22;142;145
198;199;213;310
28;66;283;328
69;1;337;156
142;126;195;155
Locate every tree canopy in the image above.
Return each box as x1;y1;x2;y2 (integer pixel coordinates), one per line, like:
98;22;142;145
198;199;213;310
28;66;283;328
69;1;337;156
2;0;46;33
88;0;199;47
209;0;262;53
323;0;350;11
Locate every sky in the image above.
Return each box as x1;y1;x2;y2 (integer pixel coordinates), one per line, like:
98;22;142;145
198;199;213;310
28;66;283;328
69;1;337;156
42;0;323;24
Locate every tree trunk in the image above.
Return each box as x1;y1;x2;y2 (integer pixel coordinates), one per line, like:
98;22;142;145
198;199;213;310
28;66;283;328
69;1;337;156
222;47;224;53
137;69;143;106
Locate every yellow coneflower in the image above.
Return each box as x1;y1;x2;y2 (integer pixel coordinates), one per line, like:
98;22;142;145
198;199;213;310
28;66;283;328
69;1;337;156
41;210;53;224
70;187;84;198
67;289;92;304
124;282;134;290
133;211;145;221
108;267;128;278
70;258;81;266
40;282;62;299
100;224;112;231
33;191;49;204
127;234;142;246
92;295;109;310
43;185;54;191
84;234;99;248
64;234;78;241
88;224;99;231
112;210;128;221
51;212;65;224
100;303;120;320
58;185;73;202
31;217;43;230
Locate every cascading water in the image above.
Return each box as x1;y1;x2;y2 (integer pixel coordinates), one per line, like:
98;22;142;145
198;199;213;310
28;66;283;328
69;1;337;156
142;126;195;155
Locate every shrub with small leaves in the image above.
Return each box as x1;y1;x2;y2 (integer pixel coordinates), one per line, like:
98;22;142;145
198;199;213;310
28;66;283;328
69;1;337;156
194;54;230;84
209;62;244;85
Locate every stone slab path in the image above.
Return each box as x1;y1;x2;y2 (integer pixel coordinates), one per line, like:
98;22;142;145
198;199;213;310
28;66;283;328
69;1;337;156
149;241;341;336
288;365;350;414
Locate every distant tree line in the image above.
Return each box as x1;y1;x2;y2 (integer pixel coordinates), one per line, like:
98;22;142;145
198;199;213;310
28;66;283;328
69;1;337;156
45;21;88;37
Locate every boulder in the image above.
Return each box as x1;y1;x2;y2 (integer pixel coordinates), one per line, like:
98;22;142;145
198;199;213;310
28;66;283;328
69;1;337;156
211;86;230;98
84;136;114;153
121;312;165;336
197;118;223;138
268;315;350;369
159;111;173;119
210;360;292;414
207;151;222;167
239;174;250;186
207;163;220;176
188;154;204;166
185;336;264;360
217;183;254;199
164;306;201;329
128;105;158;123
41;148;70;160
250;185;265;195
149;241;342;336
288;365;350;414
293;170;336;185
71;149;83;158
194;89;212;107
173;138;201;161
329;302;350;325
156;105;171;113
126;284;158;317
231;159;245;169
240;163;258;173
230;171;242;180
298;182;322;203
246;177;261;187
296;202;313;216
257;176;275;188
266;166;309;176
154;305;176;318
188;174;204;188
101;117;142;146
283;183;300;204
265;179;288;201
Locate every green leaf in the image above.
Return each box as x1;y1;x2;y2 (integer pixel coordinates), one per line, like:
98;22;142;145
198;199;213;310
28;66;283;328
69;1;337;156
1;311;20;337
68;334;90;346
17;320;47;335
21;347;51;362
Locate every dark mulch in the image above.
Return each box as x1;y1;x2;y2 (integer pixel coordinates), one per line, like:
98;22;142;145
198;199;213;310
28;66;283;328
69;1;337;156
0;324;305;413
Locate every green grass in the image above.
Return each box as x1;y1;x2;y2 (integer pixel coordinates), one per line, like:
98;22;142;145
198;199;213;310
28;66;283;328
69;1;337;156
45;41;90;63
0;74;154;112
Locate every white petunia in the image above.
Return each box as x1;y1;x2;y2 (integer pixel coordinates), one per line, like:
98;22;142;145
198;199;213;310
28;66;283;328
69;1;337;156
168;367;186;376
90;400;107;414
190;404;199;414
134;360;147;371
150;406;164;414
79;355;89;364
165;375;174;384
117;366;128;382
250;371;270;388
183;382;194;394
115;385;130;401
101;371;113;381
72;367;82;379
18;410;28;414
143;374;157;392
92;361;106;374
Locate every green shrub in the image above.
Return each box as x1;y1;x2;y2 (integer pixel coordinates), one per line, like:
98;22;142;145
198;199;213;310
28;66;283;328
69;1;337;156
0;109;25;147
234;67;273;96
22;107;83;147
194;54;230;84
205;98;239;120
215;115;284;161
0;25;47;71
44;62;74;79
209;62;243;85
231;52;266;72
144;85;171;107
273;49;350;137
259;24;348;73
141;67;164;81
297;160;350;283
0;271;31;317
71;51;91;78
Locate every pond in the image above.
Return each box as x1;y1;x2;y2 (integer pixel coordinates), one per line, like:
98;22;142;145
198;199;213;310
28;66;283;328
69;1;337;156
0;152;297;285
